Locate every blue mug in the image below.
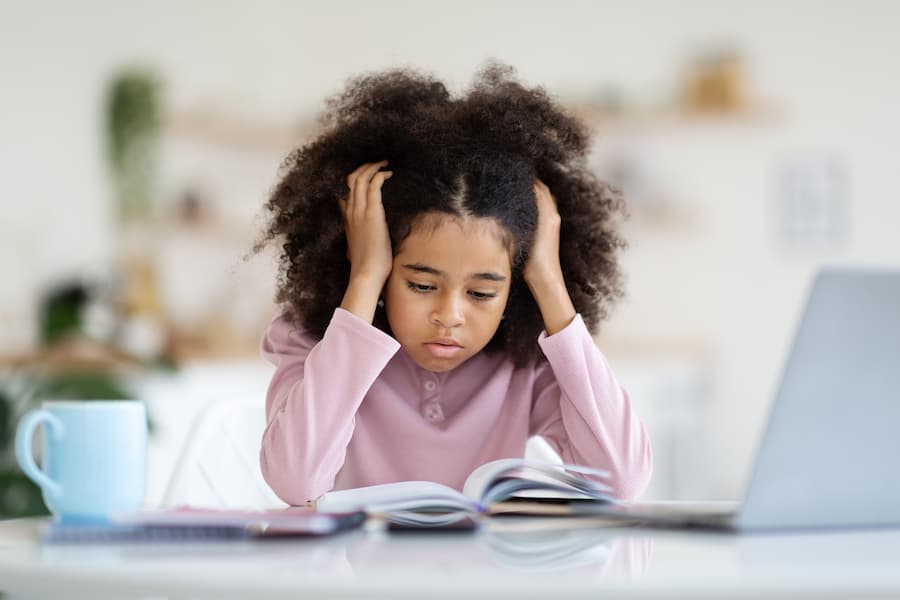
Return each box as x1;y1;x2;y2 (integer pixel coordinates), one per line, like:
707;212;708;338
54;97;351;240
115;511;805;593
15;400;147;522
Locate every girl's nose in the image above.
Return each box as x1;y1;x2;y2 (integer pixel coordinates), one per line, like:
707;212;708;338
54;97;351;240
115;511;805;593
431;296;464;328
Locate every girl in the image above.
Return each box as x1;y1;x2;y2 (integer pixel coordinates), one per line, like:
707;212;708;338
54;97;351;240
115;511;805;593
256;63;652;505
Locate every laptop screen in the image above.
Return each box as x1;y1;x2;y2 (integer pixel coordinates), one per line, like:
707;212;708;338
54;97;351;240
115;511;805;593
736;267;900;530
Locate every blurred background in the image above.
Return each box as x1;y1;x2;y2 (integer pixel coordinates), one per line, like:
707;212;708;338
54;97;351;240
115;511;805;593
2;0;898;515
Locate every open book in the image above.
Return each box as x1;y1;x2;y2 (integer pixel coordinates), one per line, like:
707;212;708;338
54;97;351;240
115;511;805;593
315;458;616;525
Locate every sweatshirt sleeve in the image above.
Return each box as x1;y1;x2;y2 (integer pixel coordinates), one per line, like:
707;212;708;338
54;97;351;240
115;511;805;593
259;308;400;505
529;314;653;500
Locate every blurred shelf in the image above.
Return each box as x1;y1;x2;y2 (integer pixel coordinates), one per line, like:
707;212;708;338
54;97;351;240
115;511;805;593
0;339;144;374
163;100;782;155
571;102;783;134
164;109;316;154
622;202;702;234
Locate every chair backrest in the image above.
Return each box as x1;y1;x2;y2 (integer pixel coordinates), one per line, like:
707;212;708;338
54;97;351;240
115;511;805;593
161;396;286;510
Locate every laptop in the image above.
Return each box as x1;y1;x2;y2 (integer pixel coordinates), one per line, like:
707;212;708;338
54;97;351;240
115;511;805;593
596;267;900;531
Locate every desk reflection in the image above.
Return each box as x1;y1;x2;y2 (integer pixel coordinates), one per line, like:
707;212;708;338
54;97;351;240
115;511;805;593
12;518;900;599
345;519;654;578
484;519;653;576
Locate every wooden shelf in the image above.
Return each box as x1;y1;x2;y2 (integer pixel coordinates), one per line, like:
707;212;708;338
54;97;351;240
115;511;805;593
163;99;782;154
571;102;782;134
164;109;316;154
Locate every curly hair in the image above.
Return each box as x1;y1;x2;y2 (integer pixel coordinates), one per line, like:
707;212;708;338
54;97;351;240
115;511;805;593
257;62;626;367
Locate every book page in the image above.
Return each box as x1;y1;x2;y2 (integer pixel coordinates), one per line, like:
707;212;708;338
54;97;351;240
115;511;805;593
315;480;477;513
462;459;612;505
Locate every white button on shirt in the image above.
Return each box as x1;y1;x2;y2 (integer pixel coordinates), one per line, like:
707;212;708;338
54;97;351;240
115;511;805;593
423;402;445;422
424;380;436;392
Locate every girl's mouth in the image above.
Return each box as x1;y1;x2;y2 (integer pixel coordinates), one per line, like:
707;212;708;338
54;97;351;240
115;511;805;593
423;342;464;359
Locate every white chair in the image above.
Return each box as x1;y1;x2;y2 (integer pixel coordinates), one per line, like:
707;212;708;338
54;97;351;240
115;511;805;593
161;396;286;510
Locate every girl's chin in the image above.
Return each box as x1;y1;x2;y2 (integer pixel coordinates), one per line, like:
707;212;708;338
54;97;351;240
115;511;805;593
413;356;463;373
406;348;470;373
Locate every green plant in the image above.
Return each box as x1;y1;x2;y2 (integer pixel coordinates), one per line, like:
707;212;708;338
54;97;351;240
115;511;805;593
0;383;48;518
105;68;161;219
39;283;89;345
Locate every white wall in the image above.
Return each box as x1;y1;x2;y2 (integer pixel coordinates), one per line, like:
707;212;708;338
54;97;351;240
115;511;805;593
3;0;899;499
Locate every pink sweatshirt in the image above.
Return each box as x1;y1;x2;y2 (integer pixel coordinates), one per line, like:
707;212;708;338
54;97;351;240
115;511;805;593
260;308;652;505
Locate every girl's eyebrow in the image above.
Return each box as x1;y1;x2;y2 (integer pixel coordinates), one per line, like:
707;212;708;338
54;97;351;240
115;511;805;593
401;263;507;282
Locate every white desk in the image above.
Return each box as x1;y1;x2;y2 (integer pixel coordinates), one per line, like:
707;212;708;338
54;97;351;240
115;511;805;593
2;517;900;599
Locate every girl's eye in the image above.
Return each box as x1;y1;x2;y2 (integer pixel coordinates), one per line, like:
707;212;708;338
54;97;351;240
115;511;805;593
406;282;435;293
469;291;498;302
405;281;497;301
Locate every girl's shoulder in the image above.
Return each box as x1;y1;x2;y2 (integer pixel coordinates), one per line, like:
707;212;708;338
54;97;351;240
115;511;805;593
261;310;320;357
263;307;399;359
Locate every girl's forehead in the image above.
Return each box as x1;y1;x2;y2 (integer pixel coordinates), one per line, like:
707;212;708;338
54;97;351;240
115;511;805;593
397;214;513;273
406;212;511;242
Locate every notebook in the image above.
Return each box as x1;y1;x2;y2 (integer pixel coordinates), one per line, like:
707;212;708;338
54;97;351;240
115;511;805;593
41;507;366;543
591;267;900;531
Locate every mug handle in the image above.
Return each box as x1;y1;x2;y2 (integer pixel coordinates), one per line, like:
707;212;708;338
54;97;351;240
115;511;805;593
15;409;63;497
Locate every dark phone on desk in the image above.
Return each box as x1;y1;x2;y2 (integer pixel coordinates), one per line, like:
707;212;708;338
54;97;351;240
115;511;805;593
387;516;479;534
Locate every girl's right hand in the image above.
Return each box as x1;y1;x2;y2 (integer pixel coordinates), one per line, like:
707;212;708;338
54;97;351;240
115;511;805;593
339;161;394;303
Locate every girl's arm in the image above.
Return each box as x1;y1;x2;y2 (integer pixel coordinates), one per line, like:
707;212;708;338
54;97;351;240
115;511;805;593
524;180;652;500
528;316;653;501
522;179;577;335
261;161;397;504
339;160;394;322
260;309;400;505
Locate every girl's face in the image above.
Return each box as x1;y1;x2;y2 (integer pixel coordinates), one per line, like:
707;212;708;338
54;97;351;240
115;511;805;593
384;215;512;372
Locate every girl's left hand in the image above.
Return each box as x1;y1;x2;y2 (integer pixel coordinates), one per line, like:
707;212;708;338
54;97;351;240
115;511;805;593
523;179;576;335
523;179;564;286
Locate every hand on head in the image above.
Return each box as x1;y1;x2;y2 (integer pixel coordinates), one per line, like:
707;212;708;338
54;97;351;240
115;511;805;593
339;161;394;286
522;179;563;287
523;179;576;335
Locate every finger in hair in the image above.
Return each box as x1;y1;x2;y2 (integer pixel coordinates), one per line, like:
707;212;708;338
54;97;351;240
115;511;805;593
366;171;393;209
346;163;368;189
353;162;387;215
354;166;378;216
361;160;389;186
